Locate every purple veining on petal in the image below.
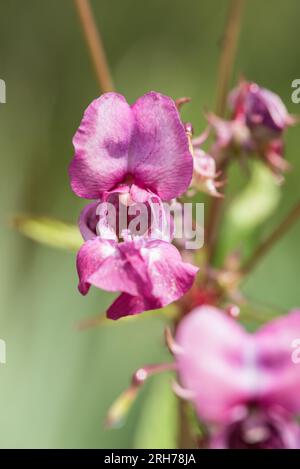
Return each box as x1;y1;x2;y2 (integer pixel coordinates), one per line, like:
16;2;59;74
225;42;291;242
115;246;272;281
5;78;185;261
128;92;193;200
70;93;133;199
77;237;198;319
69;92;193;201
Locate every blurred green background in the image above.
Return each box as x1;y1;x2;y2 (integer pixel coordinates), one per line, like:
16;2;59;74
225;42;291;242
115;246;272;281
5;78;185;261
0;0;300;448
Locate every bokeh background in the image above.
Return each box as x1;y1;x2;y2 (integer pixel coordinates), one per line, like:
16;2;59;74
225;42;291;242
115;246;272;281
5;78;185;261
0;0;300;448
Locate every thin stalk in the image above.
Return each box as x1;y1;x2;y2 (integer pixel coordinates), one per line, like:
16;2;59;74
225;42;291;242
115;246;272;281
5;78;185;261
74;0;114;93
178;400;196;449
214;0;245;117
206;0;245;264
241;200;300;276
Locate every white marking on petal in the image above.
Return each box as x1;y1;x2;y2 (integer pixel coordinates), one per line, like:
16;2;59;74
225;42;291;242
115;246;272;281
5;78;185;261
101;243;116;258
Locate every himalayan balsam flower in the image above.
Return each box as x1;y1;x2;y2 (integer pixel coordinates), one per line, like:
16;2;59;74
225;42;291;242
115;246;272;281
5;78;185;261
69;92;198;319
209;80;295;180
175;306;300;449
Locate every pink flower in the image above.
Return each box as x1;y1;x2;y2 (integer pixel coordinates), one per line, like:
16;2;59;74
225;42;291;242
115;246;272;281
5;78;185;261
70;92;198;318
175;306;300;448
77;237;198;319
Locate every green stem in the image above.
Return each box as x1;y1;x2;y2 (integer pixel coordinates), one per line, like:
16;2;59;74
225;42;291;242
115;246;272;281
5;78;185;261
241;200;300;276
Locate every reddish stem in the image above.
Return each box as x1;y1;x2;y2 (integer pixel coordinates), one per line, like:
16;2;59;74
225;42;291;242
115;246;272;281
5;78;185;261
241;200;300;276
74;0;114;93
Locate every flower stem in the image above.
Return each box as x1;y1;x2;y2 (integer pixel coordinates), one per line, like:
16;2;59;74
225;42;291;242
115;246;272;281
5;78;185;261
241;200;300;276
74;0;115;93
206;0;245;264
214;0;246;117
178;399;196;449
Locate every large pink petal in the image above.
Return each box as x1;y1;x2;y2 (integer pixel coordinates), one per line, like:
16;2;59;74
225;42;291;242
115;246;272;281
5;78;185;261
70;92;193;200
70;93;134;198
175;306;255;423
129;92;193;200
255;310;300;414
106;240;198;320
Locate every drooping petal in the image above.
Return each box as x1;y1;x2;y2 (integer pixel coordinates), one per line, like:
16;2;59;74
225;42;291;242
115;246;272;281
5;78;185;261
70;93;134;198
129;92;193;200
107;240;198;319
77;238;198;319
255;310;300;414
175;306;255;423
107;292;160;320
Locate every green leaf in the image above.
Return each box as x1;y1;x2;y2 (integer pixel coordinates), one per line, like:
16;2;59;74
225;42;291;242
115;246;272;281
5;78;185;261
12;215;82;251
133;374;178;449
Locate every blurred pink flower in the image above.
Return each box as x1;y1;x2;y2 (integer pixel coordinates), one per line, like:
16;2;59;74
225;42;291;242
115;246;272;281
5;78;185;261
229;81;295;136
208;81;295;180
175;306;300;448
